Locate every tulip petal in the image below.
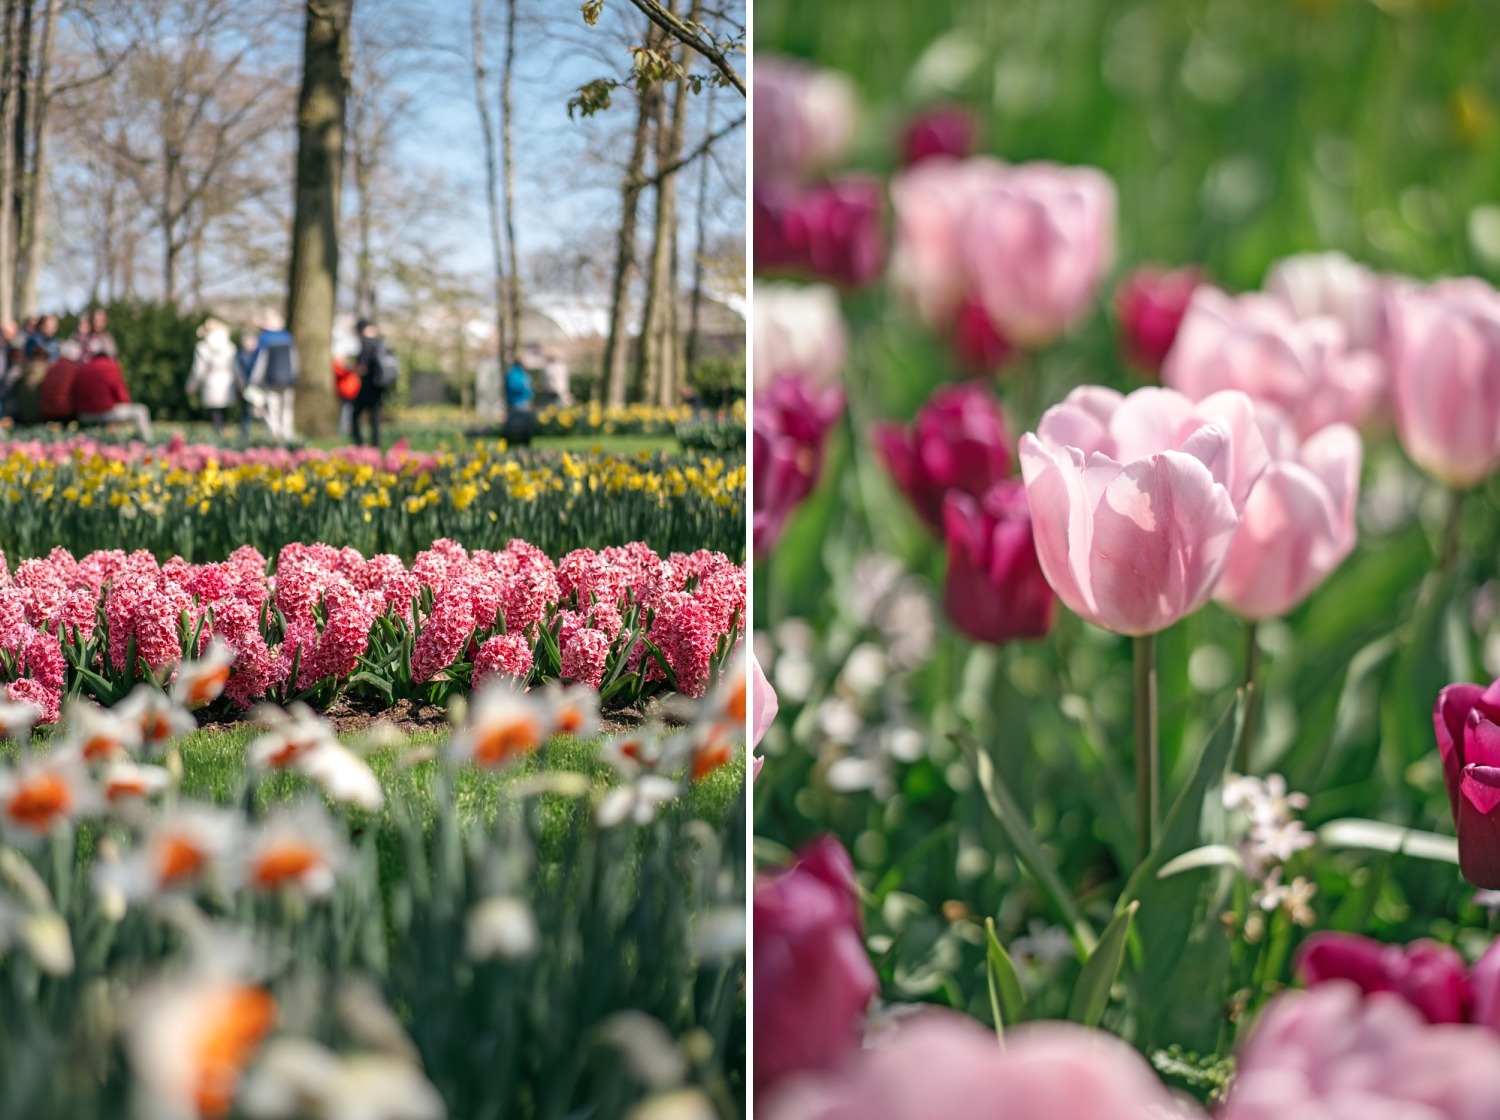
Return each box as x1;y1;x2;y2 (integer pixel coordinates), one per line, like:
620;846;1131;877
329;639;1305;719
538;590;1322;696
1436;685;1485;820
1459;766;1500;889
1019;435;1107;621
1469;713;1500;770
1035;385;1122;458
1470;937;1500;1030
1296;932;1400;994
1085;449;1239;635
1213;461;1342;620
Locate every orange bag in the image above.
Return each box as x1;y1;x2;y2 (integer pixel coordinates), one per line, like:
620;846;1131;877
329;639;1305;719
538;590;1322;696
334;361;361;401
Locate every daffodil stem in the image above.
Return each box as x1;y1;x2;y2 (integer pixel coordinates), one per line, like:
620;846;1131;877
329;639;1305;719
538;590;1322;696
1234;621;1261;776
1134;633;1159;866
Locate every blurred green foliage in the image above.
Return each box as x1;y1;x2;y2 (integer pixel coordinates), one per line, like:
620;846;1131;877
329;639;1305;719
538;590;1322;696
61;301;206;422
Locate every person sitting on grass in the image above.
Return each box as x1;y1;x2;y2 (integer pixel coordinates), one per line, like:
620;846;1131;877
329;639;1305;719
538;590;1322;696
72;350;152;441
38;340;83;423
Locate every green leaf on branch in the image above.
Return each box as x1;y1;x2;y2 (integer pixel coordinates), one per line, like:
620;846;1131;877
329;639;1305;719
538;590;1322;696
1067;900;1136;1028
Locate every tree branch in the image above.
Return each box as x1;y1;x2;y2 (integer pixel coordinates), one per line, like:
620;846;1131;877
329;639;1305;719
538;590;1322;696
620;0;743;95
626;110;741;188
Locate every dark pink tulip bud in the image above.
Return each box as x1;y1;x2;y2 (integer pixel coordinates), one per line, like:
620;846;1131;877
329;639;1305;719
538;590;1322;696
871;381;1013;532
753;374;845;559
1434;680;1500;888
1114;265;1202;373
754;179;887;289
1296;932;1472;1024
1471;939;1500;1030
951;297;1014;375
941;482;1055;644
899;105;977;166
753;836;877;1091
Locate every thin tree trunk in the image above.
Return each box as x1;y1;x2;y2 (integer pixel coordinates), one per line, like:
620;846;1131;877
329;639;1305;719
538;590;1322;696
602;19;658;406
684;82;714;376
500;0;520;353
631;71;666;402
161;137;177;306
8;0;26;306
471;0;508;365
0;0;19;324
17;0;54;318
287;0;354;440
643;0;691;407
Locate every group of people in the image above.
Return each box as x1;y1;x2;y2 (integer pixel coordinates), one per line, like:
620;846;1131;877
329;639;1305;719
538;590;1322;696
0;308;152;439
187;314;393;446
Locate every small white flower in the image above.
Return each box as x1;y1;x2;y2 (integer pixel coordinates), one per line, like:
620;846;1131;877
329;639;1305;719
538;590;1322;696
464;895;539;962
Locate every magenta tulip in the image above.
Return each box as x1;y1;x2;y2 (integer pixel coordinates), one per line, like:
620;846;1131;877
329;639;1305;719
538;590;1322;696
1435;678;1500;888
754;57;857;184
1214;413;1361;620
753;837;877;1091
888;156;1009;331
960;162;1116;348
760;1012;1184;1120
1297;932;1472;1024
951;298;1014;374
755;179;887;290
1223;983;1500;1120
870;381;1014;531
1018;386;1268;636
1163;286;1384;439
941;482;1055;644
753;375;845;559
1386;279;1500;489
899;105;977;166
1114;265;1202;373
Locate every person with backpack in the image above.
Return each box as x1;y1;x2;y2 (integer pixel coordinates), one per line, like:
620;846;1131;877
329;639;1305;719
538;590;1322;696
247;313;299;443
353;317;396;449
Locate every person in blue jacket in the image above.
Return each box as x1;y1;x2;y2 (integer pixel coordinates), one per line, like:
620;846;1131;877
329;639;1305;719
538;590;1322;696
504;355;533;415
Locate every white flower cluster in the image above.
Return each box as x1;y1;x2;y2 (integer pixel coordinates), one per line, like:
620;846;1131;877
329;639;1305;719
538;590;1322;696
1223;773;1318;931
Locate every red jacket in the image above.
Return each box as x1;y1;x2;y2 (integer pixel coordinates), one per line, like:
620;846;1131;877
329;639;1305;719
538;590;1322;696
71;356;130;414
38;359;79;421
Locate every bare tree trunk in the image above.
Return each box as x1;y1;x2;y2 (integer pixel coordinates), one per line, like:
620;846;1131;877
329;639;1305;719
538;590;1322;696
500;0;520;353
17;0;54;318
288;0;354;440
631;71;666;402
161;138;178;306
643;0;691;407
684;82;713;376
471;0;508;365
8;0;26;306
0;0;19;323
601;19;658;406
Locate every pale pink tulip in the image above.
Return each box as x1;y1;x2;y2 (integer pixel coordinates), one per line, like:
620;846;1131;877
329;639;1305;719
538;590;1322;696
888;157;1009;331
1163;286;1384;438
753;283;848;393
1222;983;1500;1120
1386;278;1500;489
1265;251;1387;353
960;162;1116;348
751;654;777;781
754;57;857;183
1214;412;1361;620
760;1012;1184;1120
1018;386;1268;636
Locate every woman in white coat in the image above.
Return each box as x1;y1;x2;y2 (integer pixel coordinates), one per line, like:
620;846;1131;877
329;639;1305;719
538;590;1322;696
186;318;239;435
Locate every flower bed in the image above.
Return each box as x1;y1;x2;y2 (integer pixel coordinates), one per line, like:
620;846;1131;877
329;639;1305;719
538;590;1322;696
0;436;745;561
0;537;744;725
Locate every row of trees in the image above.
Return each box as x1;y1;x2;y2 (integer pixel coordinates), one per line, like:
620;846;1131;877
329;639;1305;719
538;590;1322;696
0;0;743;435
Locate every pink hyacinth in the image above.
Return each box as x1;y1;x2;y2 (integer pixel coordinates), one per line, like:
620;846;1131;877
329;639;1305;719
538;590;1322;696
559;628;610;691
472;633;534;689
410;581;478;685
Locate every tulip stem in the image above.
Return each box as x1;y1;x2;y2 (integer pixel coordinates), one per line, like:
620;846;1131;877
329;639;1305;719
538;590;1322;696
1134;633;1159;864
1441;488;1465;573
1234;621;1260;775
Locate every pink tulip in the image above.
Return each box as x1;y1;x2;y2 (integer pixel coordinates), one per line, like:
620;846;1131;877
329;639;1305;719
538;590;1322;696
1264;251;1387;354
888;156;1009;331
751;653;777;781
899;105;977;167
754;57;857;184
1222;983;1500;1120
1213;413;1361;620
1386;279;1500;489
870;381;1014;532
755;179;887;290
1018;386;1268;636
760;1011;1184;1120
754;837;877;1091
1434;678;1500;888
753;282;848;393
942;482;1055;644
1162;286;1384;438
1297;932;1472;1025
753;375;845;559
1114;265;1203;373
960;162;1116;348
